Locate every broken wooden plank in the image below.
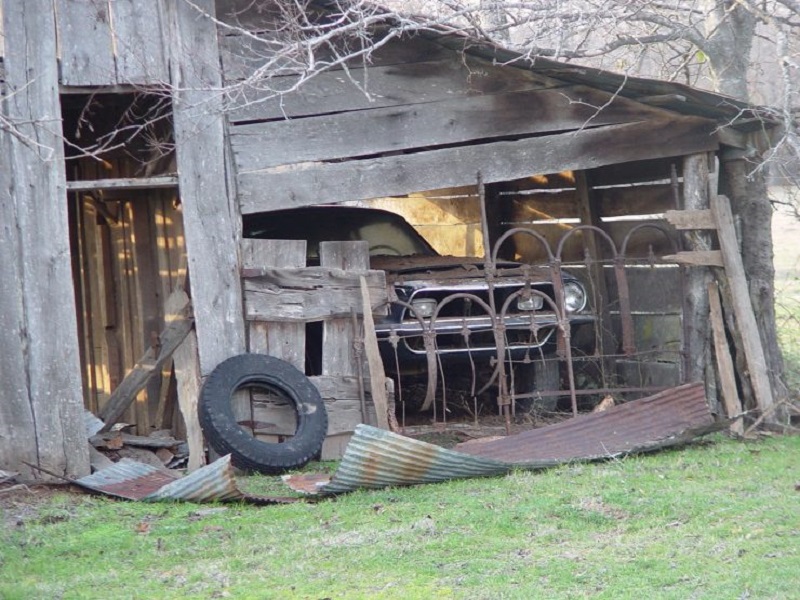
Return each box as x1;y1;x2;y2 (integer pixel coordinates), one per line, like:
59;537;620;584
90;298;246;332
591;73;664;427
90;432;182;449
711;194;777;420
99;298;194;431
665;209;716;230
708;281;744;435
662;250;724;267
239;118;719;212
360;277;390;430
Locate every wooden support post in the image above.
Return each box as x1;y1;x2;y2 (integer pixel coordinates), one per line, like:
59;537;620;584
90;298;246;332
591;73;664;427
574;171;615;375
167;0;246;377
711;195;777;421
681;154;712;386
0;1;90;479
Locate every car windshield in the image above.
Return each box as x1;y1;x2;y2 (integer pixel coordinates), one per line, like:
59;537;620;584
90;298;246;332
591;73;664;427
244;208;437;262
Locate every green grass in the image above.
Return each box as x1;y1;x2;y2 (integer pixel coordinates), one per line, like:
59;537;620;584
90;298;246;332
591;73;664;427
2;435;799;599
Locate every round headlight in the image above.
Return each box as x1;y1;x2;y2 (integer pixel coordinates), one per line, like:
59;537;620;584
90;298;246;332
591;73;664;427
410;298;437;319
562;281;587;313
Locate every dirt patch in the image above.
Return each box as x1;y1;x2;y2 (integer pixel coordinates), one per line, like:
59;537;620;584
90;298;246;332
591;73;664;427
0;482;86;530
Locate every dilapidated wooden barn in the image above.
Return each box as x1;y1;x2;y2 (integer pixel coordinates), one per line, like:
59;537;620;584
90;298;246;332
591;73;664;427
0;0;780;479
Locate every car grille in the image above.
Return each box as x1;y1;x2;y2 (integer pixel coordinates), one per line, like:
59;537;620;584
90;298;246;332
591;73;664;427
403;282;555;319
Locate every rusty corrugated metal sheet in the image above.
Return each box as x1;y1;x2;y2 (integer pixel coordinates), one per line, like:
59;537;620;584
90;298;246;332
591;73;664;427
74;455;298;504
285;383;720;496
75;459;182;500
287;426;512;495
143;455;243;503
455;382;715;463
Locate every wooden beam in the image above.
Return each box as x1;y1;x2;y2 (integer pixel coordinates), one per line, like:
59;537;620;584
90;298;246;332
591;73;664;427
168;0;246;376
66;176;179;192
0;1;90;480
239;118;719;213
711;194;777;419
708;281;744;435
99;298;194;432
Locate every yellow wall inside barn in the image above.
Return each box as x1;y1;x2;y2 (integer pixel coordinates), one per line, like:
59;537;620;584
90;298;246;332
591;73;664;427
365;186;485;258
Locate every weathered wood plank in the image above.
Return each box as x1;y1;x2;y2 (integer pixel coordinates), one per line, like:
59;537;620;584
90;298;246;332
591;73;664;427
232;86;666;172
711;194;776;418
65;176;179;192
239;118;720;213
56;0;117;85
220;31;453;82
0;1;90;479
243;267;388;322
99;299;194;431
708;281;744;434
321;242;370;378
111;0;169;83
250;376;380;437
595;184;677;217
241;239;307;370
227;54;557;122
360;277;390;430
665;209;716;230
662;250;723;267
168;0;247;376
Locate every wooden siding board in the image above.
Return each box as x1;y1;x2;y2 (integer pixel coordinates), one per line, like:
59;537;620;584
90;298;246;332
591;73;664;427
227;55;558;123
232;86;668;172
239;118;720;213
109;0;169;84
1;0;90;478
57;0;117;85
220;32;453;83
168;0;246;376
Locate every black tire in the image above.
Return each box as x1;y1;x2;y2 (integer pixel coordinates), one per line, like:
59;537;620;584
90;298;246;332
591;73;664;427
511;359;561;413
198;353;328;474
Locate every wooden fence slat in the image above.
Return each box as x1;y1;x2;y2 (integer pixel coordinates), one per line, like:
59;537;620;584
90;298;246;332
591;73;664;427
241;239;307;370
239;119;719;213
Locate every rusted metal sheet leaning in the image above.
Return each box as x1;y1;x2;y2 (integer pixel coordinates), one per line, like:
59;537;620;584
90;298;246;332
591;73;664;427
284;383;721;496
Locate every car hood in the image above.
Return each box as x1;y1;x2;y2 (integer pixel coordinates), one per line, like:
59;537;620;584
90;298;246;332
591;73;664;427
370;255;553;284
